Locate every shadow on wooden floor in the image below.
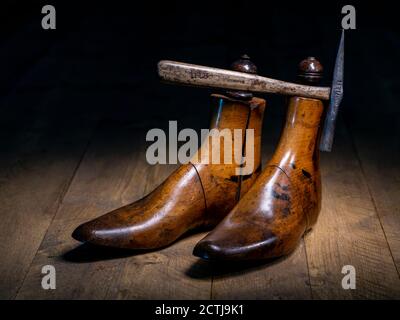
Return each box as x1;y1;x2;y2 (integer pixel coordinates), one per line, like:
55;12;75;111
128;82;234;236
61;227;214;263
186;252;295;280
62;243;149;263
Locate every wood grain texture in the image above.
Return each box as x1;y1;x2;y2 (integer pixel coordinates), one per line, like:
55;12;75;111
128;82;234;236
15;124;152;299
211;241;311;299
194;97;324;261
71;97;266;250
16;121;212;299
104;164;212;299
304;122;400;299
209;113;312;299
348;122;400;274
0;90;98;300
11;117;400;300
158;60;331;100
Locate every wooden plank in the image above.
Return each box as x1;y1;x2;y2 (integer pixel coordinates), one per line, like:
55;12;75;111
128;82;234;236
348;29;400;274
16;119;212;299
349;121;400;274
0;90;98;299
305;121;400;299
211;241;311;299
211;113;312;299
105;164;212;299
15;124;150;299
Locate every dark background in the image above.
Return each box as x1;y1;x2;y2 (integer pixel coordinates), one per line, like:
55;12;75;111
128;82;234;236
0;0;398;158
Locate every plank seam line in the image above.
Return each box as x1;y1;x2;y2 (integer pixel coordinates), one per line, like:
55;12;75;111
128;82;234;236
13;128;96;299
302;237;314;299
103;155;153;300
345;122;400;279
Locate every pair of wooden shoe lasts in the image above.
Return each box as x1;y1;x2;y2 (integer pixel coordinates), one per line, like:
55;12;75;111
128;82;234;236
72;57;325;262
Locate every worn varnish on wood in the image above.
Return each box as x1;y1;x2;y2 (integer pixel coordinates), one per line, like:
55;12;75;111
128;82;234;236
71;95;266;249
193;57;324;261
158;60;331;100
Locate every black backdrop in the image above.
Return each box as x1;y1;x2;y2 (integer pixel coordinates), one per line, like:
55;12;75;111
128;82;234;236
1;0;398;138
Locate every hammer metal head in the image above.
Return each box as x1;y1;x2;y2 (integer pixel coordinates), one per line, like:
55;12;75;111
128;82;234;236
319;30;345;152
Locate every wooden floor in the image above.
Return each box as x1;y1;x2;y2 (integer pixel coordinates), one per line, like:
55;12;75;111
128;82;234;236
1;101;399;299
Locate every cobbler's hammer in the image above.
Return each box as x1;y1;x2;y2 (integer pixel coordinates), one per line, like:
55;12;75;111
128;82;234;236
158;31;344;151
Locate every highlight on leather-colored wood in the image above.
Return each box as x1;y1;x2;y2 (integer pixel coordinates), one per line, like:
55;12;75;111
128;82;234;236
194;57;325;261
194;96;323;260
71;95;266;249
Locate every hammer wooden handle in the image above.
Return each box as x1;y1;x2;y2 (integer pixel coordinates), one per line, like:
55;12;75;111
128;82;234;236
158;60;331;100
